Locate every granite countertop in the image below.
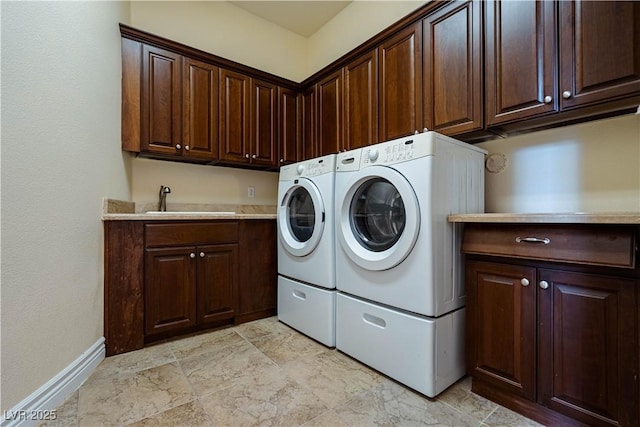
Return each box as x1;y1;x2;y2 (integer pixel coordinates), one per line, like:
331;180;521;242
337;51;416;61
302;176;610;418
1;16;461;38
101;198;277;221
448;212;640;225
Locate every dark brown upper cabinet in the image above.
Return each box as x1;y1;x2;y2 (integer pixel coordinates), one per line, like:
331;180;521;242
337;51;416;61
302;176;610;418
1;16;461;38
140;44;183;156
183;58;219;160
317;69;344;156
278;87;300;166
378;23;423;142
219;69;251;164
486;0;640;128
559;1;640;110
344;49;379;150
250;79;278;167
301;86;318;160
423;0;483;136
219;70;278;168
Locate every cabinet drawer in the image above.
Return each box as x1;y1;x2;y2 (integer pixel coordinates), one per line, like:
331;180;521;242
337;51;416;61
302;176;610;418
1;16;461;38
462;224;636;268
145;222;239;247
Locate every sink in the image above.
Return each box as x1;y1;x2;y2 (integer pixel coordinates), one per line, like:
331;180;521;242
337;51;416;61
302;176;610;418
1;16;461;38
145;211;236;215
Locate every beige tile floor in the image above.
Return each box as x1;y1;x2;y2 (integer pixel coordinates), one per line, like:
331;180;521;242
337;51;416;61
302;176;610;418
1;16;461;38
41;317;543;427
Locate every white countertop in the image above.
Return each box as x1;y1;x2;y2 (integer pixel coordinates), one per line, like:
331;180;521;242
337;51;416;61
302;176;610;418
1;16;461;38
448;212;640;224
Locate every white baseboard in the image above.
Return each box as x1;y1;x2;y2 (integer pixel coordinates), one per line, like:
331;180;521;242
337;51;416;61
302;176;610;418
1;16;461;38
2;338;105;427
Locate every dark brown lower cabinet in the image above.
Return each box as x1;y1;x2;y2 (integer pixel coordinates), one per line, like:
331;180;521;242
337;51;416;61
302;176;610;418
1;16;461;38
236;220;277;324
464;223;639;427
104;219;276;355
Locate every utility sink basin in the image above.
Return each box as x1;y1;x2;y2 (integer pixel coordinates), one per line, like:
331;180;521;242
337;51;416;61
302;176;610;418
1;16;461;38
145;211;236;215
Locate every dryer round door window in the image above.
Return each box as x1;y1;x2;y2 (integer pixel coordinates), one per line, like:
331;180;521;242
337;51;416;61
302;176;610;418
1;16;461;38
338;166;420;271
278;178;325;257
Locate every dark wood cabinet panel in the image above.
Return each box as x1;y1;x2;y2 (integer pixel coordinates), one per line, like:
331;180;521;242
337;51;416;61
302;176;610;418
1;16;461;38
144;247;197;338
538;269;638;427
344;50;379;149
485;0;556;125
423;0;483;135
104;221;144;356
183;58;219;159
378;23;423;141
463;223;640;427
197;244;237;326
236;220;277;324
301;87;317;160
278;87;300;166
466;261;537;400
141;45;183;155
317;70;343;155
219;68;251;163
559;1;640;110
250;79;278;167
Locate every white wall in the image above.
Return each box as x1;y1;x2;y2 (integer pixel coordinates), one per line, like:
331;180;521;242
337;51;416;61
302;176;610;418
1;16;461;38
478;113;640;213
1;1;130;411
307;0;427;73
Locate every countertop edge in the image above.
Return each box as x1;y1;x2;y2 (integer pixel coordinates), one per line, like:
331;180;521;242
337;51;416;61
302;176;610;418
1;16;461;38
102;213;277;221
448;213;640;225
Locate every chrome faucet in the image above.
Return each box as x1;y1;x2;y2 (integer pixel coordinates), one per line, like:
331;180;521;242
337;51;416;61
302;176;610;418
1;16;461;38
158;185;171;211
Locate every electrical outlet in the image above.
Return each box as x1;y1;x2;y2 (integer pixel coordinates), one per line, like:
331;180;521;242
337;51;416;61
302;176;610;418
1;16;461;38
248;186;255;198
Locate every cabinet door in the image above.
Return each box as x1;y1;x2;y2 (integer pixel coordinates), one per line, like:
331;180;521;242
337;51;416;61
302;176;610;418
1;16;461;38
141;45;182;155
197;244;237;326
183;58;219;160
236;220;277;323
485;0;556;125
145;247;196;337
301;87;317;160
559;1;640;110
537;269;638;426
317;70;343;155
379;23;422;141
344;50;379;149
251;79;277;167
219;69;250;163
278;87;300;166
423;0;483;135
466;261;537;400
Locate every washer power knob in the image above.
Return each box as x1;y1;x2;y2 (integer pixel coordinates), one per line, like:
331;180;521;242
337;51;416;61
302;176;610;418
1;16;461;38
368;149;379;162
296;165;305;175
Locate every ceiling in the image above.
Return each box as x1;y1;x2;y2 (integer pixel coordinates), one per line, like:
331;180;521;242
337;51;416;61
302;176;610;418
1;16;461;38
229;1;352;37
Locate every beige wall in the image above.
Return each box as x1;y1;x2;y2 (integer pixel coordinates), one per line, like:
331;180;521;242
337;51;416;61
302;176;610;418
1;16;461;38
1;1;130;410
478;113;640;213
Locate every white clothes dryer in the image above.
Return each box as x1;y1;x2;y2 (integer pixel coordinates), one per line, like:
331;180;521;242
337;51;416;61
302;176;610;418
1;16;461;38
277;154;336;347
334;132;486;396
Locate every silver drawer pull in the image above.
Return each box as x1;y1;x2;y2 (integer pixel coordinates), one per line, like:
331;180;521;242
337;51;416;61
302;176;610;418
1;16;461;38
516;236;550;245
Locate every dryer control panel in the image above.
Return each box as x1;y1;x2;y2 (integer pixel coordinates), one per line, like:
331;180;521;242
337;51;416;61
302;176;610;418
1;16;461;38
280;154;337;180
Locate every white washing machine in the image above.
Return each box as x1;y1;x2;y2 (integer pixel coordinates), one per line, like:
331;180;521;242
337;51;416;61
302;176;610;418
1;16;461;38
334;131;486;396
277;154;336;347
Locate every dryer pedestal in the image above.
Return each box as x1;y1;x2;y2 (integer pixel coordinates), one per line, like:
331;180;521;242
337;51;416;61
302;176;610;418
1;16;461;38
336;292;465;397
278;276;336;347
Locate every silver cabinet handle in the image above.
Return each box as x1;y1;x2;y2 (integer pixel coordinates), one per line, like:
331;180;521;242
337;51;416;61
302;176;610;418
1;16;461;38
189;252;196;259
199;252;205;258
516;237;551;245
176;144;182;150
280;158;284;163
252;154;257;159
245;154;249;159
539;280;549;290
544;95;552;104
521;278;530;287
185;145;190;151
562;91;572;99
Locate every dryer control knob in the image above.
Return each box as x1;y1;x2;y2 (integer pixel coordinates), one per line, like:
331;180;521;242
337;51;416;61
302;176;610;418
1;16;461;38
296;165;305;175
368;149;379;162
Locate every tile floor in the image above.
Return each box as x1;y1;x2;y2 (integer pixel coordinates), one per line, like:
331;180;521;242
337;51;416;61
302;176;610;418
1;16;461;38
42;317;543;426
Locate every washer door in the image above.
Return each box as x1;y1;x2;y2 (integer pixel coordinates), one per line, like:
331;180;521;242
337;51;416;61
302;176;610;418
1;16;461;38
338;166;419;271
278;178;325;257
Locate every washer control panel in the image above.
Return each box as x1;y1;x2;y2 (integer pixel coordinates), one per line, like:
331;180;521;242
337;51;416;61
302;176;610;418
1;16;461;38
360;133;436;167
